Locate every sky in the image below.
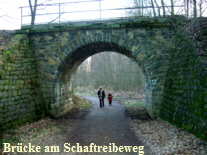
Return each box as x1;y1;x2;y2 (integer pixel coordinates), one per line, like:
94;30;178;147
0;0;25;30
1;0;199;30
0;0;130;30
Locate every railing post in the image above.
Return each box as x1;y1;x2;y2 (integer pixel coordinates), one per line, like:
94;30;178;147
99;0;101;21
59;3;61;24
21;7;23;27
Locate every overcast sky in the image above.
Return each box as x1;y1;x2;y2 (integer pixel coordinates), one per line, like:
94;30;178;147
1;0;206;30
0;0;130;30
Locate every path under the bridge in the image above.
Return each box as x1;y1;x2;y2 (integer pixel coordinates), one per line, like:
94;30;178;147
60;96;152;155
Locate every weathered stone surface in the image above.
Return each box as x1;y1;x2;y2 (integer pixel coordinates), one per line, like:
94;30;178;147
25;18;176;119
160;21;207;140
0;32;42;130
1;17;206;140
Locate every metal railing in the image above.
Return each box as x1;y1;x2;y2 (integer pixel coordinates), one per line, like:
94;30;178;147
20;0;185;26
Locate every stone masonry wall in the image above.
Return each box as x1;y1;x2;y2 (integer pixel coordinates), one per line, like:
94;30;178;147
0;31;44;133
161;20;207;140
27;23;173;118
0;17;206;141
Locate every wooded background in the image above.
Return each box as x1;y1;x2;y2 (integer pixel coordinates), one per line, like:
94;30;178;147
72;52;145;92
126;0;207;18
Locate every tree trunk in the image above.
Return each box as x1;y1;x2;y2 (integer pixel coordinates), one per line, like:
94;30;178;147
186;0;189;17
151;0;156;17
199;0;202;17
29;0;38;26
193;0;197;18
170;0;174;15
154;0;161;16
161;0;165;16
141;0;144;16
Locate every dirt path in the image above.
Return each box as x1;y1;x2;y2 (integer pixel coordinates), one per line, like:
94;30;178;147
58;96;152;154
3;96;206;155
1;96;152;155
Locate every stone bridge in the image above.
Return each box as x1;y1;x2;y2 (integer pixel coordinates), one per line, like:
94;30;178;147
1;17;206;140
18;17;175;117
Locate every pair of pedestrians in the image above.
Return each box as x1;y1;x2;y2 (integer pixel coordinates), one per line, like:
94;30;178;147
97;87;113;108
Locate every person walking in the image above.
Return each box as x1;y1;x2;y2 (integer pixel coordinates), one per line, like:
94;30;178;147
107;93;113;105
97;86;105;107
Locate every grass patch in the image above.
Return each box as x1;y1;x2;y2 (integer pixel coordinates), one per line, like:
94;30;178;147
72;95;92;110
82;101;92;109
125;100;145;107
74;91;96;96
123;100;151;120
58;95;92;119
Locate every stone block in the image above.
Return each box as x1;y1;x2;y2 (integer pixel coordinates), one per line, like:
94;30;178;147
96;33;103;42
12;90;18;96
48;58;56;65
204;94;207;102
0;84;5;90
137;52;146;60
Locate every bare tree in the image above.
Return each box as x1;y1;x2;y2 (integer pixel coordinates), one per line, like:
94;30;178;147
198;0;202;17
73;52;144;92
154;0;161;16
128;0;206;18
151;0;157;16
161;0;166;16
193;0;197;18
197;0;207;17
186;0;190;17
29;0;38;26
170;0;175;15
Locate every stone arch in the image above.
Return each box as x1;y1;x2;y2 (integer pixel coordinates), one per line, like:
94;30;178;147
31;29;172;118
51;41;153;117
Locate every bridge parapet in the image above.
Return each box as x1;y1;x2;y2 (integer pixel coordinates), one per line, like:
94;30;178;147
17;17;184;34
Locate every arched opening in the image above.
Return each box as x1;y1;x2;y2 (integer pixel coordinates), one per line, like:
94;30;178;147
51;42;152;117
72;51;147;118
72;51;145;99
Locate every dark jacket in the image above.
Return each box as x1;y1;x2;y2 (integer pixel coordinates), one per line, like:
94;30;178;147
97;90;105;99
